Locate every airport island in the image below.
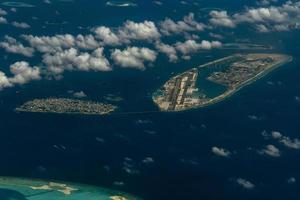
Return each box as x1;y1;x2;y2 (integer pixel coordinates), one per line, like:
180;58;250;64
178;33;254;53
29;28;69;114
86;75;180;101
16;98;117;115
153;53;292;112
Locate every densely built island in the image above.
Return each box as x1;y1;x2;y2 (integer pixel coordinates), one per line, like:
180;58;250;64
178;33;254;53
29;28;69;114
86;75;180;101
153;53;292;112
16;98;117;115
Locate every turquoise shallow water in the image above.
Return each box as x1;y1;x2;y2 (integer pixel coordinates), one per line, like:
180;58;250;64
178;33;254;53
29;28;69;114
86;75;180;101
0;1;300;200
0;177;139;200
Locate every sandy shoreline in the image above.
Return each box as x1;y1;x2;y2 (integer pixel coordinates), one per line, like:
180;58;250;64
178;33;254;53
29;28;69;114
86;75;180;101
153;54;293;112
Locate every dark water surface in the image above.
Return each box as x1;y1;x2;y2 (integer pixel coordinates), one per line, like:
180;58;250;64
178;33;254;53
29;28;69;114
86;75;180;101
0;1;299;200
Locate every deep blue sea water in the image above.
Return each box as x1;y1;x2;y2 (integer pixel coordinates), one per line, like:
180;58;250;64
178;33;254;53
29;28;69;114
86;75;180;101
0;0;300;199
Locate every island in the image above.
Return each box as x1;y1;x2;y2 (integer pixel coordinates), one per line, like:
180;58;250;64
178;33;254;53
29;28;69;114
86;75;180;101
0;176;140;200
153;53;292;112
15;98;117;115
30;182;78;195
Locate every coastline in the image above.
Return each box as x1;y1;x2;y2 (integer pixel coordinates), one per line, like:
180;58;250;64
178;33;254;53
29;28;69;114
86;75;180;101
0;176;141;200
15;108;116;116
153;54;293;112
197;54;241;68
15;98;118;116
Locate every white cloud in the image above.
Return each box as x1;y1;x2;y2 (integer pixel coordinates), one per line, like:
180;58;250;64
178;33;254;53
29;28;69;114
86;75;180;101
44;0;51;4
94;20;160;45
155;41;178;62
10;8;17;13
23;33;103;52
209;11;236;28
175;40;201;54
259;144;281;157
271;131;282;139
234;7;288;24
256;24;270;32
73;91;87;98
280;137;300;149
93;26;121;46
236;178;255;189
0;16;8;24
23;34;75;53
0;61;40;90
287;177;296;184
209;33;224;39
153;1;162;5
159;13;205;35
270;131;300;149
142;157;154;164
212;146;231;157
75;34;100;50
9;61;41;85
200;40;222;49
175;39;222;55
257;0;278;6
210;1;300;32
119;20;161;41
0;35;35;57
111;47;157;70
12;21;31;29
0;71;12;90
0;8;7;16
273;24;290;31
43;47;111;75
106;1;137;7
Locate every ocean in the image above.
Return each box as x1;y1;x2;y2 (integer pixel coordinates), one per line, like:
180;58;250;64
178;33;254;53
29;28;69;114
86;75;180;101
0;0;299;199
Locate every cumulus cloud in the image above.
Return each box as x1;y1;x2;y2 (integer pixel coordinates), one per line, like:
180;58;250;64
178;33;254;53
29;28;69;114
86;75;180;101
236;178;255;189
257;0;278;6
212;146;231;157
9;61;41;84
256;24;270;32
0;16;8;24
153;1;163;5
234;7;288;24
271;131;282;139
10;8;17;13
0;12;236;90
22;34;75;53
258;144;281;157
0;35;35;57
43;47;111;75
44;0;52;4
209;11;236;28
280;137;300;149
159;13;205;35
0;71;12;90
119;20;161;41
287;177;296;184
142;157;154;164
175;39;222;55
12;21;31;29
93;26;121;46
111;47;157;70
270;131;300;149
73;91;87;98
22;33;102;52
75;34;100;50
155;41;178;62
93;20;160;45
0;61;40;90
209;1;300;32
0;8;7;16
175;40;201;54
